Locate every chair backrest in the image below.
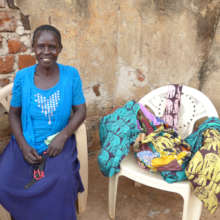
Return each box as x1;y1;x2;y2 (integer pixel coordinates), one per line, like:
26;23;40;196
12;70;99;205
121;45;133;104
0;83;13;112
139;85;219;138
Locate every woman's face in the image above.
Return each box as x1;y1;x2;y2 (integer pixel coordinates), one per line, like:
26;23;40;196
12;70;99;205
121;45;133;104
33;30;62;69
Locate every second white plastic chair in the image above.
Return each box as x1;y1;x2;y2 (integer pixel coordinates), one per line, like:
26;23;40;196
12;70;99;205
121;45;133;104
109;85;219;220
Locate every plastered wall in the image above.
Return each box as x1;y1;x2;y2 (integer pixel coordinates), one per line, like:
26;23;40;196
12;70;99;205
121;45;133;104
1;0;220;149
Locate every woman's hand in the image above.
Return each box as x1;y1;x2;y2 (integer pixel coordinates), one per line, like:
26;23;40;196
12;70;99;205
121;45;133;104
9;106;42;164
47;133;67;157
47;104;86;157
21;144;42;164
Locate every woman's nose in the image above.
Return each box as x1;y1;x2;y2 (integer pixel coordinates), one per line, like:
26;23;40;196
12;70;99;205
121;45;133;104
43;46;50;53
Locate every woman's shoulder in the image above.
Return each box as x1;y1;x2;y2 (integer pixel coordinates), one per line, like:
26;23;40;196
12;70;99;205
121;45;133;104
15;64;36;77
14;64;36;81
58;63;80;78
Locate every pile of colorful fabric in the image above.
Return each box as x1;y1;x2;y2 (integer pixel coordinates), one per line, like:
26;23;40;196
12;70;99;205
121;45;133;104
135;124;192;173
134;102;192;183
134;84;192;182
135;105;220;213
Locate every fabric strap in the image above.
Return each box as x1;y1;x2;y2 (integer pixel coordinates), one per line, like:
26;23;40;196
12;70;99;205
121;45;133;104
162;84;182;130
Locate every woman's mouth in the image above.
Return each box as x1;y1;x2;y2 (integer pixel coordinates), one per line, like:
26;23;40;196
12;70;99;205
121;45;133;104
42;58;50;62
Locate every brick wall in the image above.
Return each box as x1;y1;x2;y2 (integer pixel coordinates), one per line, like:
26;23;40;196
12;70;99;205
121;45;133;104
0;0;35;87
0;0;35;151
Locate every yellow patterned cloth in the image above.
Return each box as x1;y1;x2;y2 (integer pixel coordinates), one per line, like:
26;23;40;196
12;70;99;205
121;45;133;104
185;129;220;213
141;125;191;171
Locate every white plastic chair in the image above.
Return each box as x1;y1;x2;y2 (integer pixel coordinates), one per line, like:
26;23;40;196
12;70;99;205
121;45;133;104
109;85;219;220
0;83;88;218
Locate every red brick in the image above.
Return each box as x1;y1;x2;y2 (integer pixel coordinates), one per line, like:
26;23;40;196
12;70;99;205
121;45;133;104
18;54;36;69
0;0;5;8
0;78;9;87
0;11;17;32
8;39;27;54
0;55;14;74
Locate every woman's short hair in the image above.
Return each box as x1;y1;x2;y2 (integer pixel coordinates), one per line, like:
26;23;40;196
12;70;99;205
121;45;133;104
32;24;62;48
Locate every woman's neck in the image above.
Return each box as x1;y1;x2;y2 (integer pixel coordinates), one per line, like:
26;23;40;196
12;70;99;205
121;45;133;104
36;63;59;77
34;63;60;90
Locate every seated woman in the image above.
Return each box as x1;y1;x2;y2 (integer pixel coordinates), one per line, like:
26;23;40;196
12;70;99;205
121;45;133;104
0;24;86;220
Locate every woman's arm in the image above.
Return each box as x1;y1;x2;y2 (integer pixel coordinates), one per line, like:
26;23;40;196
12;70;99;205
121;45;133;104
9;106;42;164
47;103;87;157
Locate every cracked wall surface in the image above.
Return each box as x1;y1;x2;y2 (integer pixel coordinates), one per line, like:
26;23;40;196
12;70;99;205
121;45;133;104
2;0;220;149
201;19;220;111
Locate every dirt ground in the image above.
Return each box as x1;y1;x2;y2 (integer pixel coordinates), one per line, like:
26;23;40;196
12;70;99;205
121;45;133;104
78;152;220;220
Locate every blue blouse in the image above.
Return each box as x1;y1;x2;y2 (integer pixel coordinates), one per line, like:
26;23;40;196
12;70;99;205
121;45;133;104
10;63;85;154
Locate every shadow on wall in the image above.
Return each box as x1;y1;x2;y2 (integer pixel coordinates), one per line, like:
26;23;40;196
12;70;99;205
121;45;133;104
75;0;90;17
7;0;31;29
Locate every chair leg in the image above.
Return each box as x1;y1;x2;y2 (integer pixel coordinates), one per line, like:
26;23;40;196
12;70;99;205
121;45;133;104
0;205;11;220
108;174;119;219
75;123;88;214
77;189;88;214
182;193;202;220
76;162;88;214
187;194;202;220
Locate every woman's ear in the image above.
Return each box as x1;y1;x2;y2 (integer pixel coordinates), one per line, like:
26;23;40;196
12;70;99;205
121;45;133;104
58;45;63;53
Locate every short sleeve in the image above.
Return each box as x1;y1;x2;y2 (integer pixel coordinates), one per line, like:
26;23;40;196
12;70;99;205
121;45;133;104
10;72;22;107
72;70;85;106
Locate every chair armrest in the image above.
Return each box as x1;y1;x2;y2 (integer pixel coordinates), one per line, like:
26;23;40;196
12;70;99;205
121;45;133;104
0;83;13;112
75;122;88;213
0;205;11;220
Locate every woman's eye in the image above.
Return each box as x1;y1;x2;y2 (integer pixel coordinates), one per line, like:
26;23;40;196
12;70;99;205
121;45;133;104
49;45;56;49
36;44;57;50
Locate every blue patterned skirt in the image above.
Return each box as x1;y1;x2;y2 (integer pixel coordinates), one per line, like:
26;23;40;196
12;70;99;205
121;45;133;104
0;135;84;220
